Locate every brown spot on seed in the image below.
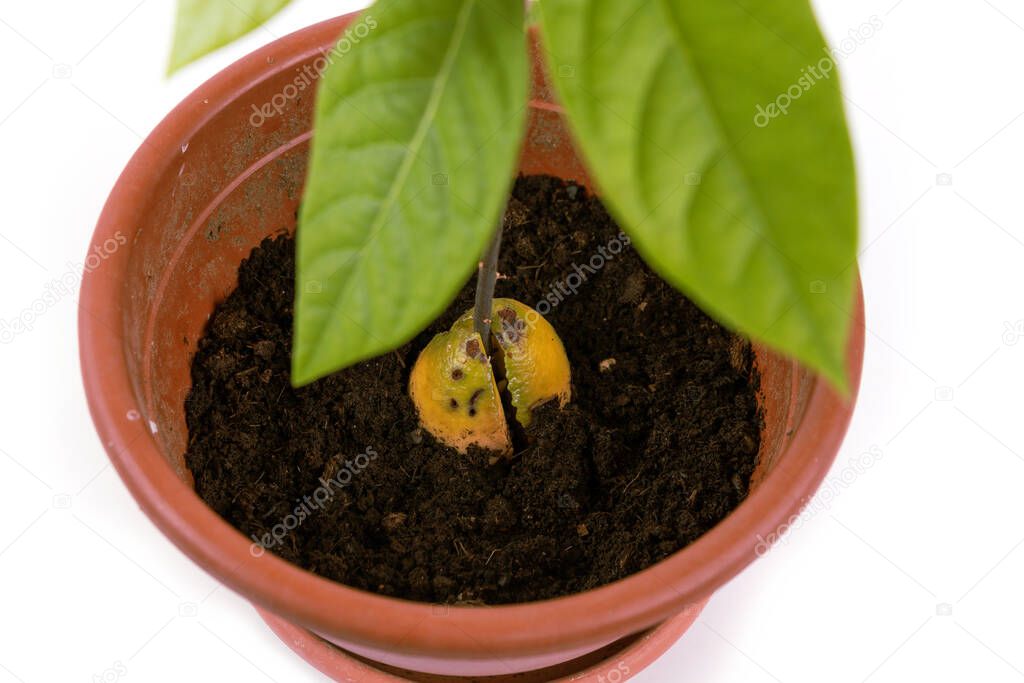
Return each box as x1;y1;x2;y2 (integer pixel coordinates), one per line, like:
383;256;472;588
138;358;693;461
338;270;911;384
465;338;481;358
469;388;484;407
497;307;524;344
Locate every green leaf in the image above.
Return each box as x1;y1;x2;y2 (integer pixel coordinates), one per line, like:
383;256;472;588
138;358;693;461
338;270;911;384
292;0;528;386
538;0;857;390
168;0;293;74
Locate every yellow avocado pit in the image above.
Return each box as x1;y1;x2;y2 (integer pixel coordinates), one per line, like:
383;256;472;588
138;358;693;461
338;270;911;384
408;298;571;455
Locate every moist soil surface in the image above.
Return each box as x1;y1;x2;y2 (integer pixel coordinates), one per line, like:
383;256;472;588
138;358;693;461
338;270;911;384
185;175;763;605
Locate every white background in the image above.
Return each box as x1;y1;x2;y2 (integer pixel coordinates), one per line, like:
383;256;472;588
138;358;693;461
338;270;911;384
1;0;1023;681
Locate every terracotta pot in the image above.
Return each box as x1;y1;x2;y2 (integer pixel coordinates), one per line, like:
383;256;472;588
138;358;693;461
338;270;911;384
79;12;865;680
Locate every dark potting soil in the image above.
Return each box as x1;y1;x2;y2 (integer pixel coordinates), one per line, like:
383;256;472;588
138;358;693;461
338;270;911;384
185;175;762;605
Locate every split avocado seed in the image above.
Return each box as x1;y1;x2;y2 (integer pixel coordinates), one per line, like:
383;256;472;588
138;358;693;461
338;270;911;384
408;298;571;456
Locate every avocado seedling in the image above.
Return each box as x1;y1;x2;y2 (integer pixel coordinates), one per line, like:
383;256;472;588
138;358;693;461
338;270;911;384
160;0;861;634
409;226;571;455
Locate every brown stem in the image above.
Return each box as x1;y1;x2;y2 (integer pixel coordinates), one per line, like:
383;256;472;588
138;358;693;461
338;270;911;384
474;222;503;352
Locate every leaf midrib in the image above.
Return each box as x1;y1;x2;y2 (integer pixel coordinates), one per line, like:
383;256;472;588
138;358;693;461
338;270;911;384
653;1;769;238
313;0;478;362
653;0;830;361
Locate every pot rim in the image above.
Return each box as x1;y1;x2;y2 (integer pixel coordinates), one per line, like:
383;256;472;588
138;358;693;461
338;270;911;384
79;12;865;663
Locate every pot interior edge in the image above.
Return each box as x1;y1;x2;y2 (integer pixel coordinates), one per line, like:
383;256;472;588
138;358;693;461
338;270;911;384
127;44;803;544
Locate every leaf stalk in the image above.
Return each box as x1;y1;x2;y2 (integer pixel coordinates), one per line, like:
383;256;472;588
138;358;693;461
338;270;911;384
473;222;503;352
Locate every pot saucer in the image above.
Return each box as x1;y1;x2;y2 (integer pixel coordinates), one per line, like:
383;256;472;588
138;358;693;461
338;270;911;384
257;598;707;682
